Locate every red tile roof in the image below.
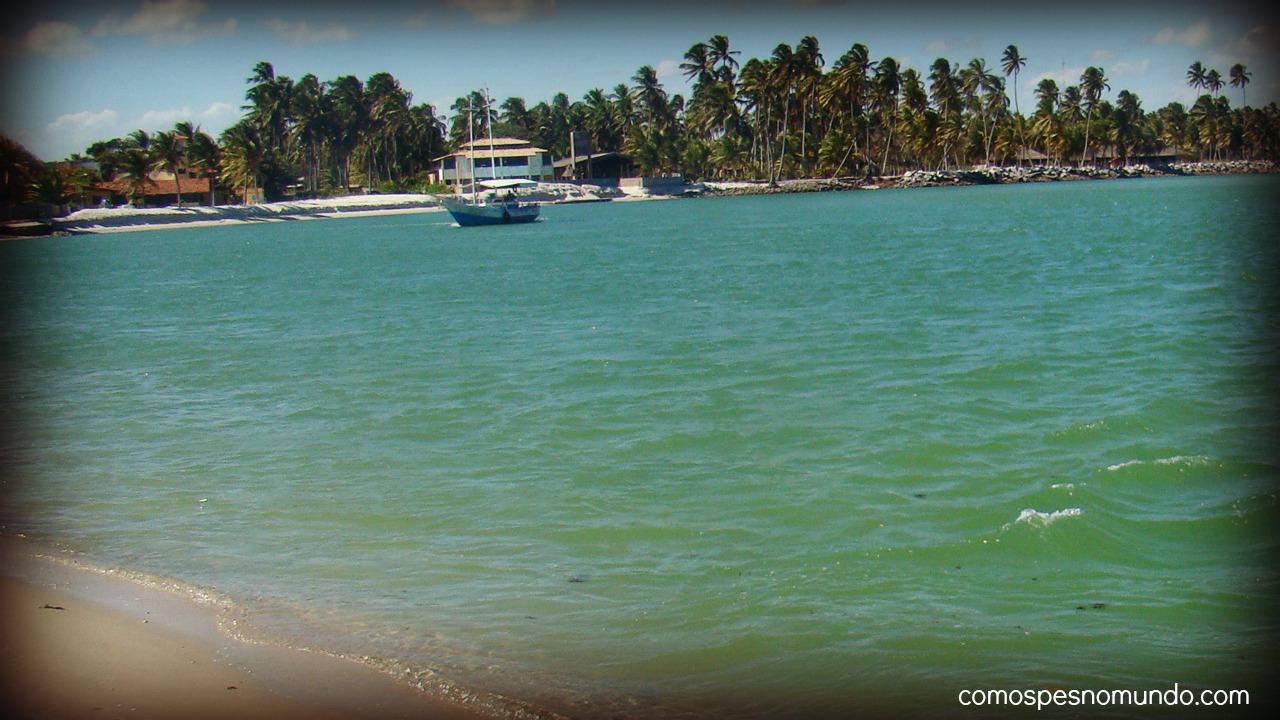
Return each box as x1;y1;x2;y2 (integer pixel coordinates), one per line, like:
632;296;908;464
93;176;211;196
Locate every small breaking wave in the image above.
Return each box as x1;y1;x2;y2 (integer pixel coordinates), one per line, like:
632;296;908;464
1105;455;1211;472
1010;507;1083;528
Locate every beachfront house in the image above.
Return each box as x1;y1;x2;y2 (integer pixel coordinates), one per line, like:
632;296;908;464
433;138;555;188
88;171;215;208
1081;144;1183;167
552;151;635;185
1013;148;1051;166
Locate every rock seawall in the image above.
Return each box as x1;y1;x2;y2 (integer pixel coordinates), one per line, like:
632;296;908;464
700;161;1277;196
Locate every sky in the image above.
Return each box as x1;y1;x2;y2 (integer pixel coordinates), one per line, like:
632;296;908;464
2;0;1277;160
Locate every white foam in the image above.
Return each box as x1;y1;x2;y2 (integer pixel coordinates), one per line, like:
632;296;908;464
1106;460;1143;472
1013;507;1083;527
1105;455;1211;472
1155;455;1210;466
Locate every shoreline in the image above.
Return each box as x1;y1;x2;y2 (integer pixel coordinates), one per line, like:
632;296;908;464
3;161;1274;240
0;534;552;720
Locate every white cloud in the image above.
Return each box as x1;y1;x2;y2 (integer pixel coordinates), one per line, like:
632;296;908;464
21;21;94;56
264;18;353;44
47;108;119;134
1032;66;1087;89
1112;59;1151;77
447;0;556;25
1091;49;1114;61
92;0;235;44
136;102;238;132
40;102;239;158
924;39;950;55
1152;19;1210;48
654;59;682;82
42;109;121;157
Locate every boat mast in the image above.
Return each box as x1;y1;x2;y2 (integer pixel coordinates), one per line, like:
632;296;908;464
484;87;498;182
467;96;477;202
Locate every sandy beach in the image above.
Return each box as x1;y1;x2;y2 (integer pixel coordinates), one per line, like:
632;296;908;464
49;194;448;236
0;536;509;720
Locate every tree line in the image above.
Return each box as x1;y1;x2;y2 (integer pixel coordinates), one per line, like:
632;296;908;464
3;37;1278;209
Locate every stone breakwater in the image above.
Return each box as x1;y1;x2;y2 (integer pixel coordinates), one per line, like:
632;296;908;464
701;161;1277;196
701;178;865;196
898;160;1278;187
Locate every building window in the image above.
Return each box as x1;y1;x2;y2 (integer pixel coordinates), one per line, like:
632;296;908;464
443;158;456;170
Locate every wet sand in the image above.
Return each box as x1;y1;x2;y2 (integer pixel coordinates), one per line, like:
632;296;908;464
0;537;501;720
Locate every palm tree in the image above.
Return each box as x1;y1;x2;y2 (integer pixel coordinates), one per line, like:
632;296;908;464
929;58;961;168
244;61;292;154
220;121;265;204
185;129;220;206
1034;78;1059;116
821;43;871;175
151;130;185;206
121;130;154;207
326;75;366;191
499;96;534;138
873;56;901;174
405;102;446;178
680;42;715;86
737;58;772;178
1001;45;1027;164
631;65;668;128
290;73;330;194
795;35;824;176
707;35;740;77
611;83;638;134
579;89;617;154
1080;66;1109;165
1155;102;1188;154
1229;63;1251;107
1031;111;1063;164
1186;61;1206;96
366;72;411;186
960;58;998;165
767;42;798;183
1205;69;1224;97
1112;90;1142;164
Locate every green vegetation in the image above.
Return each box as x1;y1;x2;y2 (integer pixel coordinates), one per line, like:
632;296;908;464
3;38;1277;210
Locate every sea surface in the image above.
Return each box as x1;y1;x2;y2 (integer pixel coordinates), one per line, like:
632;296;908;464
2;175;1278;718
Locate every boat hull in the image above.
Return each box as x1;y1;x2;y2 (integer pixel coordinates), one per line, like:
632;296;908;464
443;198;540;226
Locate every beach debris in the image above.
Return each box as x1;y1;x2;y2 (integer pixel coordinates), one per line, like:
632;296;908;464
40;604;65;610
226;686;238;691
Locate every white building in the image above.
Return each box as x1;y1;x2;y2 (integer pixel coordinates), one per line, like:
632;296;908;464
433;138;554;187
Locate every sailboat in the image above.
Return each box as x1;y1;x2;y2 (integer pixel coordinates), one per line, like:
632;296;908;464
442;91;541;227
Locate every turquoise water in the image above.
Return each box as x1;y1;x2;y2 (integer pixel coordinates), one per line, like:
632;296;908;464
2;176;1278;718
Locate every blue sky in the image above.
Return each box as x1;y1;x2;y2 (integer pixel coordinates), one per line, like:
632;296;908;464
2;0;1277;160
